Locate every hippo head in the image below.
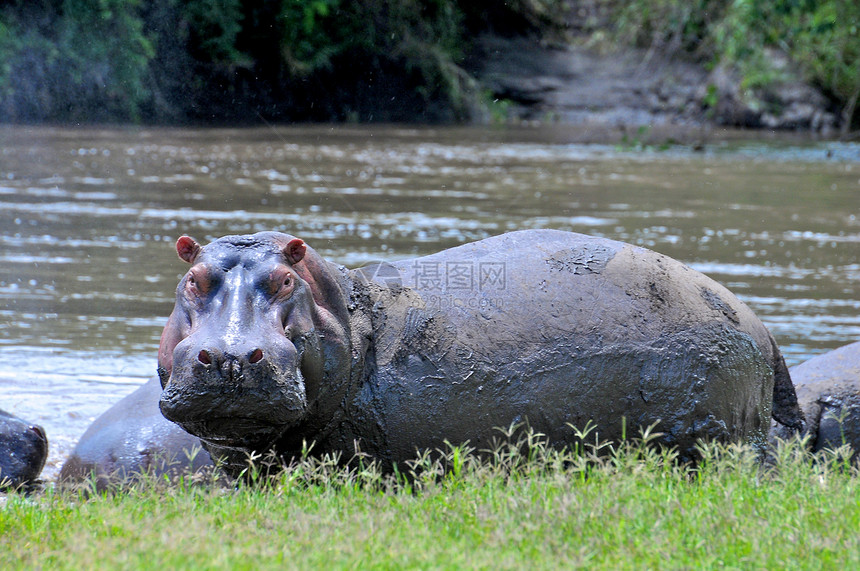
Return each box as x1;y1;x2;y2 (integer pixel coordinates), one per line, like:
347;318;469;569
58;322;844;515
158;232;352;454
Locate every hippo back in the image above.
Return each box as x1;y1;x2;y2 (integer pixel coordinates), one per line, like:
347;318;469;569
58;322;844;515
779;341;860;453
0;409;48;490
348;230;799;463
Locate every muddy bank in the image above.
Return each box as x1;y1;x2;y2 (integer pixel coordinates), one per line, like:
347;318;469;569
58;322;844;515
470;33;838;136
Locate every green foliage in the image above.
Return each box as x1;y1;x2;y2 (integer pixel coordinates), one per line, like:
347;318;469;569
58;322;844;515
0;20;12;98
0;0;153;121
712;0;860;130
785;1;860;128
710;1;788;92
0;0;854;126
59;0;155;120
278;0;343;74
0;0;575;123
614;0;728;57
1;0;553;123
385;0;472;116
610;0;860;130
183;0;246;65
275;0;473;118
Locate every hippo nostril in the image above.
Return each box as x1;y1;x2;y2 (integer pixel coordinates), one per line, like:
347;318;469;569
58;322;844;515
198;350;212;365
249;348;264;364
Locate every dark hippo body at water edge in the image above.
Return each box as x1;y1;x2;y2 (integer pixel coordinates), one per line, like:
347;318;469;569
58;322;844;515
156;229;803;471
59;377;212;488
63;229;803;482
0;409;48;490
771;342;860;454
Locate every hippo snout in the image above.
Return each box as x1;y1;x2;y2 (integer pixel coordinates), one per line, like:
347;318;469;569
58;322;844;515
193;345;269;386
159;377;308;449
159;335;309;449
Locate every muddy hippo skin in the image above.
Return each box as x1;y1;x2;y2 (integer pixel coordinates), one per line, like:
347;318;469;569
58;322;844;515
59;377;213;488
0;409;48;490
770;341;860;454
157;229;802;472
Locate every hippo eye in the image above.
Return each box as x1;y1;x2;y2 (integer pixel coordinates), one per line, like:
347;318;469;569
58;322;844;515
270;270;295;298
185;268;210;297
279;275;294;295
185;277;199;297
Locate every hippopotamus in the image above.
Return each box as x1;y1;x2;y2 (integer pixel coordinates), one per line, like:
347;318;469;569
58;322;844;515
0;408;48;490
770;341;860;454
59;377;213;489
152;229;801;473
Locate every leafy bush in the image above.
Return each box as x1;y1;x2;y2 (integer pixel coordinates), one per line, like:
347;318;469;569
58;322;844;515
610;0;860;131
273;0;474;120
0;0;566;123
183;0;245;65
783;1;860;129
614;0;728;58
0;0;154;122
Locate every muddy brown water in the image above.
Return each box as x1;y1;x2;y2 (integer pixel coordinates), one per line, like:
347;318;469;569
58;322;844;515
0;124;857;481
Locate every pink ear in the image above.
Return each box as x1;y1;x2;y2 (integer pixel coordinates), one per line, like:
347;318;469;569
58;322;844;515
176;236;201;264
285;238;306;264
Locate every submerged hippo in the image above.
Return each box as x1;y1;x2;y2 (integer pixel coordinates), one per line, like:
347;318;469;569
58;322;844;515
770;341;860;454
0;408;48;490
151;229;801;473
59;377;212;489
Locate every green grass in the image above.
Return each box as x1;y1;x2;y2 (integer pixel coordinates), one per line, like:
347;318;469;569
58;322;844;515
2;428;860;570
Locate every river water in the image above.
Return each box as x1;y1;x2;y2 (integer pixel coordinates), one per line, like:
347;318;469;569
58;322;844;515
0;125;858;480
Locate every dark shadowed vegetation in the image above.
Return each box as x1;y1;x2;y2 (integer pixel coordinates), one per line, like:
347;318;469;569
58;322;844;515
0;0;565;124
0;1;857;127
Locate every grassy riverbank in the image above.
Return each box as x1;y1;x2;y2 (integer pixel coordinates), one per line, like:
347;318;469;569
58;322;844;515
3;432;859;569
